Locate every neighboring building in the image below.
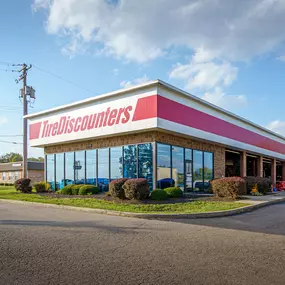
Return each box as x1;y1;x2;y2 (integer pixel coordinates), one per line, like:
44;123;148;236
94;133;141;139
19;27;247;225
0;161;44;185
25;80;285;191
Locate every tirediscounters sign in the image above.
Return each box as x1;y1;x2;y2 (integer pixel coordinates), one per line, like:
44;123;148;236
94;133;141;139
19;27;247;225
29;94;158;147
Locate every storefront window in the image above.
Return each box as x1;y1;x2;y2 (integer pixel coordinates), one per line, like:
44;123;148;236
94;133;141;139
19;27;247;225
123;145;137;178
86;150;97;185
157;143;172;188
185;148;193;191
110;147;123;180
75;151;85;184
56;153;64;190
98;148;109;191
138;143;153;189
46;154;55;191
203;152;213;191
65;152;74;185
172;146;184;190
193;150;203;191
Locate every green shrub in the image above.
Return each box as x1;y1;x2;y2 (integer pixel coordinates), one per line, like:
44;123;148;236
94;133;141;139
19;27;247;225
244;176;271;194
122;178;150;200
211;177;246;199
150;189;168;201
34;181;50;193
164;187;183;198
78;185;99;195
14;178;32;193
71;185;82;195
61;185;73;195
109;178;128;199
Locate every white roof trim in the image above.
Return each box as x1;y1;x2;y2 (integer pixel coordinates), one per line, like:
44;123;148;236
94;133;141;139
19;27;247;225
24;78;285;141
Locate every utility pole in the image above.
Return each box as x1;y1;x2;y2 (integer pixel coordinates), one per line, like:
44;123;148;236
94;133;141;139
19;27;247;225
17;64;33;178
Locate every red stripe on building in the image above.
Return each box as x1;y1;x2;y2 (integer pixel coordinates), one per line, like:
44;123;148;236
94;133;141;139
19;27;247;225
157;95;285;155
132;95;158;121
30;122;42;140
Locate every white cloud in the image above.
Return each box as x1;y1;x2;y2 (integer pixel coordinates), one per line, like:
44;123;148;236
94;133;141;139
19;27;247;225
202;87;247;110
0;116;8;125
266;120;285;136
112;68;119;76
278;55;285;62
120;75;149;88
169;56;238;90
33;0;285;63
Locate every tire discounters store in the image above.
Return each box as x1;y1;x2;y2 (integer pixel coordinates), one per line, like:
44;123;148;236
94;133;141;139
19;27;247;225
26;80;285;191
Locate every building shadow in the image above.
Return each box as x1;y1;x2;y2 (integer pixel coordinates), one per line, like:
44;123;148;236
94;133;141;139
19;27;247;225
168;202;285;236
0;219;154;234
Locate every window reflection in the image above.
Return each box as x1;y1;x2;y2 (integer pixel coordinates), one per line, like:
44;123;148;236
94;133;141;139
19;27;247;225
86;150;97;185
138;143;153;189
75;151;85;184
65;152;74;185
46;154;55;191
111;147;123;180
172;146;184;190
193;150;203;191
157;143;173;189
185;148;193;191
98;148;109;191
203;152;213;191
123;145;137;178
55;153;64;190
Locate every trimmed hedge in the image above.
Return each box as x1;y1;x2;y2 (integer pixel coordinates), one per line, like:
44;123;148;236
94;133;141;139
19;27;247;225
34;181;50;193
71;185;82;195
14;178;32;193
78;185;99;195
61;185;73;195
109;178;128;199
211;177;246;199
122;178;150;200
164;187;183;198
150;189;168;201
244;176;271;194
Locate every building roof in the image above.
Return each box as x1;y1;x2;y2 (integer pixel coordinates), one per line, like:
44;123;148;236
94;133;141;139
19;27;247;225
0;161;44;172
24;79;285;141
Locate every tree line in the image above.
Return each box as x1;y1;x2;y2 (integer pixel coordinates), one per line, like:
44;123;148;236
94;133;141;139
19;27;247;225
0;152;44;163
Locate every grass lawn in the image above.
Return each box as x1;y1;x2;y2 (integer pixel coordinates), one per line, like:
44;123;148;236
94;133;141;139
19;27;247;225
0;186;250;214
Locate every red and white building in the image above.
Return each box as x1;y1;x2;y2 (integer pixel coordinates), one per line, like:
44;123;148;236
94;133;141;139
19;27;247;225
26;80;285;191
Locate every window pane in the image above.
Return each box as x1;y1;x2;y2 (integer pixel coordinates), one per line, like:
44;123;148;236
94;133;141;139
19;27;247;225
56;153;64;190
65;152;74;185
86;150;97;185
138;143;153;189
110;147;123;180
185;149;193;191
193;150;203;191
172;146;184;190
46;154;55;191
203;152;213;191
123;145;137;178
157;143;172;189
75;151;85;184
98;148;109;191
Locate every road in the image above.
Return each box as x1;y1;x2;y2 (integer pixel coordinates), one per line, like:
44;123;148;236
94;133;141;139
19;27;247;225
1;201;285;285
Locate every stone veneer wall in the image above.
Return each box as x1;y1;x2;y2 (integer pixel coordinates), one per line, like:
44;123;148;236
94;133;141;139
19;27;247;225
45;131;225;179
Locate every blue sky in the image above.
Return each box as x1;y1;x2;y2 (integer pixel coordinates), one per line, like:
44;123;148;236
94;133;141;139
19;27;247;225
1;0;285;157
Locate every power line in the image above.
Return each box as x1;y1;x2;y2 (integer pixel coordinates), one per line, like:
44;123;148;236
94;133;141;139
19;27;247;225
0;68;19;72
0;140;23;145
0;135;23;137
33;64;94;94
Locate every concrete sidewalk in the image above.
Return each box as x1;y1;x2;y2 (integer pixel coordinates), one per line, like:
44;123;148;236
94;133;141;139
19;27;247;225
240;192;285;205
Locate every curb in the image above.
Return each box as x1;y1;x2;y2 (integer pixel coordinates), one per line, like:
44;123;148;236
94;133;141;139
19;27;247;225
1;197;285;219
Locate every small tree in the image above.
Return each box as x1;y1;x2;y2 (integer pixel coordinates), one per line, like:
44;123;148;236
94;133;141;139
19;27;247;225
14;178;32;193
